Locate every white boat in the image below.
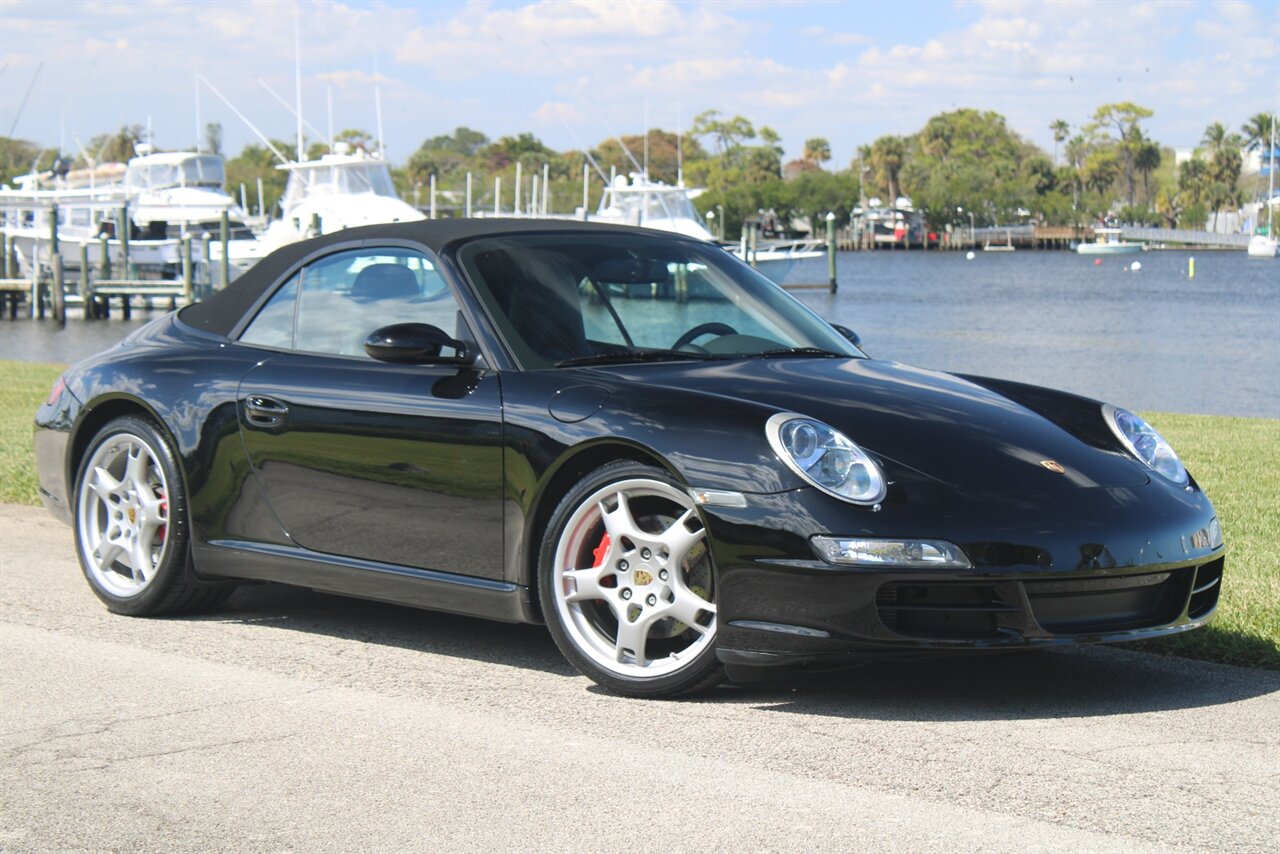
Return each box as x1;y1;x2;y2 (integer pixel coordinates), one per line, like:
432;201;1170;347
1;148;266;284
588;174;823;282
124;148;267;282
259;145;423;251
1247;117;1277;259
1076;227;1143;255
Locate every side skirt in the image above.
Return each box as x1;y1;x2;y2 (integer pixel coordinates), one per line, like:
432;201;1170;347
194;539;538;624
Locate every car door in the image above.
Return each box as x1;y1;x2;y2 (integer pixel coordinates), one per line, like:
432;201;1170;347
235;244;505;581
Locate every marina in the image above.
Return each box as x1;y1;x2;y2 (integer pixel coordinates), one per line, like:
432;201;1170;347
4;248;1274;420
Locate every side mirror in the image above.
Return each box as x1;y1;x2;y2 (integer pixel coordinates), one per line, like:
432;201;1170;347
830;323;862;348
364;323;473;365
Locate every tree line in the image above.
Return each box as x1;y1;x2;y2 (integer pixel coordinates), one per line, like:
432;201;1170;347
1;102;1273;237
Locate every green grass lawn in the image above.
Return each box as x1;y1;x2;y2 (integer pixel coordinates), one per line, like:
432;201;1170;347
2;358;1276;669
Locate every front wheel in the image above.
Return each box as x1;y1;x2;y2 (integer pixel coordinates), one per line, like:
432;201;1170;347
540;461;723;698
73;415;232;616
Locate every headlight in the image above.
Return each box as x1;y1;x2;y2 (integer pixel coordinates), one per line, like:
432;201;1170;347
1102;404;1188;485
765;413;886;504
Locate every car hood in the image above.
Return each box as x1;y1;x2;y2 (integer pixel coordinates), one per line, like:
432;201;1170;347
600;358;1147;494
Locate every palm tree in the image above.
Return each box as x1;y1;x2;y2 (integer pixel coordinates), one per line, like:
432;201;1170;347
1202;121;1228;153
869;136;907;203
1050;119;1070;166
1241;113;1276;153
1134;138;1161;203
803;137;831;167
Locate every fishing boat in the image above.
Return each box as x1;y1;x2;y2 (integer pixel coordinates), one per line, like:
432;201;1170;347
1076;227;1143;255
588;173;823;282
259;144;423;250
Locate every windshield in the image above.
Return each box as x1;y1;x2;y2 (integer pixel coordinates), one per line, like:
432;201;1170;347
126;156;225;191
456;233;859;370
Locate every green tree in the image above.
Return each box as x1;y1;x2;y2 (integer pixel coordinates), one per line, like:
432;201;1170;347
0;136;57;186
803;137;831;167
1241;112;1276;153
419;127;489;157
226;141;292;216
80;125;145;166
1134;136;1161;203
204;122;223;156
1087;102;1154;208
1050;119;1070;166
690;110;756;162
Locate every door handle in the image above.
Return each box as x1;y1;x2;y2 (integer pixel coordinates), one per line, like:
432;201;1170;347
244;394;289;428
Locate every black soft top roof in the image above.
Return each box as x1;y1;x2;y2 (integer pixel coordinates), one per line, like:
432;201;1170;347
178;218;685;337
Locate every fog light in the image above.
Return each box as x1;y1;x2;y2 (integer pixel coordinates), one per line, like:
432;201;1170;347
811;536;972;569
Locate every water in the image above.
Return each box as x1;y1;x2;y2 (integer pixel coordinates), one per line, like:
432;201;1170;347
1;250;1276;418
786;249;1279;419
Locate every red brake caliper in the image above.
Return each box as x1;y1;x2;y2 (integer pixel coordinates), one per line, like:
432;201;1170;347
592;534;610;569
582;533;610;601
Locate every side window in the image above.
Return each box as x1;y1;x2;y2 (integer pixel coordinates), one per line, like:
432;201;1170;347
240;273;299;349
294;248;460;358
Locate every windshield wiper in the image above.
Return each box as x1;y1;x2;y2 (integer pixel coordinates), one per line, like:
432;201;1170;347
554;349;715;368
743;347;850;359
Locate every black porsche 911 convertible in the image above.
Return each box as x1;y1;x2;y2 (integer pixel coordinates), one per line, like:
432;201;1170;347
33;219;1225;697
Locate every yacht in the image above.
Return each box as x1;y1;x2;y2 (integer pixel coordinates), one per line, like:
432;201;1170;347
1076;227;1143;255
259;144;423;250
1;148;265;283
587;174;823;282
123;148;267;281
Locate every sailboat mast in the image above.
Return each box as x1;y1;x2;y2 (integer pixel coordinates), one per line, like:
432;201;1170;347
294;5;304;162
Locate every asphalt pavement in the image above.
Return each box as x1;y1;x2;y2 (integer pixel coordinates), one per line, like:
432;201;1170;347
2;502;1277;852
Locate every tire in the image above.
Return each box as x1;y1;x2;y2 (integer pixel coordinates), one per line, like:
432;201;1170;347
73;415;233;616
539;460;724;698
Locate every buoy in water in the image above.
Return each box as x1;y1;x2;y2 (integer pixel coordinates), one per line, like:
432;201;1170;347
1131;260;1142;272
965;251;975;260
1094;258;1102;266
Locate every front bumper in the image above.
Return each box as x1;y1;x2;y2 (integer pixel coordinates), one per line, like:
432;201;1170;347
702;479;1224;668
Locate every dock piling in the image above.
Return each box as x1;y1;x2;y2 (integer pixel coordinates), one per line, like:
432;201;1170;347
220;211;230;289
182;235;194;305
826;212;837;293
201;232;213;295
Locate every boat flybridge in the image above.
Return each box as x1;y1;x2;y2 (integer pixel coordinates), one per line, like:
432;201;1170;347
589;173;823;282
124;148;267;280
260;144;424;250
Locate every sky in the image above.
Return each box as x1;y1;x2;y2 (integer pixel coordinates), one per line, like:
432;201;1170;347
1;0;1278;169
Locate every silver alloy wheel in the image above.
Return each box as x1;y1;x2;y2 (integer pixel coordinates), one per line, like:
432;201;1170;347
76;432;172;598
552;478;716;678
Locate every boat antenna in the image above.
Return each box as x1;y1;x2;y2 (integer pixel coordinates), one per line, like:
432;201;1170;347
199;76;290;165
194;74;201;153
257;78;327;147
676;101;683;186
373;48;386;159
6;60;44;138
493;35;607;185
643;99;649;178
326;85;334;154
294;2;305;162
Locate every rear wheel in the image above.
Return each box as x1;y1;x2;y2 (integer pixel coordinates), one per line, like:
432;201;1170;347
540;461;722;698
74;415;232;616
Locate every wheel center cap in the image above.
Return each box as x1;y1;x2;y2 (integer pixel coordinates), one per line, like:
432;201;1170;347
126;506;137;524
633;568;654;586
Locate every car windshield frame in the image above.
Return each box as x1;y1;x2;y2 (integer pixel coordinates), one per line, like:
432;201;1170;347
452;231;862;371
